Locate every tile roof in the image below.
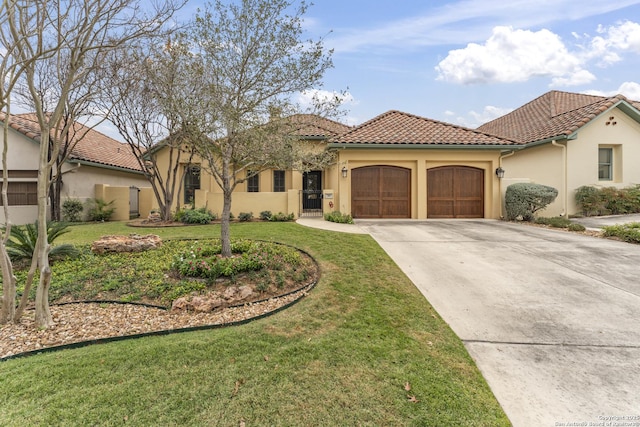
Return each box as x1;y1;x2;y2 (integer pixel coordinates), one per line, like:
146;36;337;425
477;90;637;144
285;114;352;138
0;112;142;172
332;110;519;146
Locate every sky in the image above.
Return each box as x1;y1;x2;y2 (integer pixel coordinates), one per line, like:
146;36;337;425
263;0;640;128
14;0;640;137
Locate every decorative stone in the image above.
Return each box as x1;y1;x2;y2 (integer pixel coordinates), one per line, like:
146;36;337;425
91;234;162;254
147;211;162;222
171;295;224;312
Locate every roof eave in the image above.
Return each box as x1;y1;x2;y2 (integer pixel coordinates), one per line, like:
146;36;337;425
69;158;144;175
327;142;523;150
523;134;574;148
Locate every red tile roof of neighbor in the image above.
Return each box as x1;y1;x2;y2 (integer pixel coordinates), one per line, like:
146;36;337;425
477;90;640;144
0;112;142;172
332;110;520;146
286;114;352;138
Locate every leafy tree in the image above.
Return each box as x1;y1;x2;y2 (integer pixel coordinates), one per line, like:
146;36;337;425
188;0;342;257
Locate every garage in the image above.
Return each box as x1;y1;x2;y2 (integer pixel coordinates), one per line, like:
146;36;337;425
427;166;484;218
351;166;410;218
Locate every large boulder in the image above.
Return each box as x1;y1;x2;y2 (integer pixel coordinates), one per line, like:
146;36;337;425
91;234;162;254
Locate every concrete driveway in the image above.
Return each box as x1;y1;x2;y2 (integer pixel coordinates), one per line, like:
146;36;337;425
357;219;640;427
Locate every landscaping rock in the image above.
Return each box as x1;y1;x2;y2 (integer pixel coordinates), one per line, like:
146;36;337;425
222;285;254;301
91;234;162;254
171;286;255;313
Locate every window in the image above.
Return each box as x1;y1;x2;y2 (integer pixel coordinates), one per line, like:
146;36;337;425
273;170;285;192
598;148;613;181
0;182;38;206
184;165;201;204
247;171;259;192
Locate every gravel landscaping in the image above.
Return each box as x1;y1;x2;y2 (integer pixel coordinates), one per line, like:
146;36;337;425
0;286;311;360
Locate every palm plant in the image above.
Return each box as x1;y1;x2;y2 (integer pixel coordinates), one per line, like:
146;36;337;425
4;222;80;262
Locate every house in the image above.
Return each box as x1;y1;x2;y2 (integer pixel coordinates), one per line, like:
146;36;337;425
153;114;352;217
328;111;520;219
155;111;520;220
0;112;152;225
478;90;640;217
154;90;640;221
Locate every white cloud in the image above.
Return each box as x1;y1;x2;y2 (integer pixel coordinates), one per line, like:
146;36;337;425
325;0;640;53
435;26;594;85
587;21;640;65
584;81;640;100
449;105;514;128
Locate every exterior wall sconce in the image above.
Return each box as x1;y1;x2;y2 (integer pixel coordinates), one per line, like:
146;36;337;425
495;167;505;179
341;166;348;178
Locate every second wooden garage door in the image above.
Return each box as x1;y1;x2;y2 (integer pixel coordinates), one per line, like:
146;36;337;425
351;166;410;218
427;166;484;218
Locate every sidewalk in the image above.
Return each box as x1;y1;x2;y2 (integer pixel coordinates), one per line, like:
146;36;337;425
296;217;368;234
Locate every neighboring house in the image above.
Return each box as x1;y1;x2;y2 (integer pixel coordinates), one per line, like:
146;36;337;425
0;112;151;225
153;114;352;217
478;90;640;217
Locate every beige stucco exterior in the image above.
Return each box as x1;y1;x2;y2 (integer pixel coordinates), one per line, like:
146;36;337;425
502;105;640;217
155;142;506;220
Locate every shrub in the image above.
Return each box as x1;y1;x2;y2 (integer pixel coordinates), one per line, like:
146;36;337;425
87;198;115;222
575;185;640;216
535;216;571;228
259;210;272;221
324;211;354;224
574;186;604;217
568;223;586;232
62;199;84;222
176;207;216;224
269;212;295;222
238;212;253;222
171;239;303;279
603;223;640;243
505;183;558;221
4;221;80;262
535;216;586;232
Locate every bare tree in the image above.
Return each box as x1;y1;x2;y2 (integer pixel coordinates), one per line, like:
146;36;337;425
189;0;340;257
0;0;183;327
101;38;203;221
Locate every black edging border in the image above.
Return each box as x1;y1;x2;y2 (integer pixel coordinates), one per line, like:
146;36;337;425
1;243;319;363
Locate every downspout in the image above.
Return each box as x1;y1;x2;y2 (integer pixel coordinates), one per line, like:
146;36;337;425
551;140;567;217
498;151;515;219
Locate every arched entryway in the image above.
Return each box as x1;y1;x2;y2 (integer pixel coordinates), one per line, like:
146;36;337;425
351;166;410;218
427;166;484;218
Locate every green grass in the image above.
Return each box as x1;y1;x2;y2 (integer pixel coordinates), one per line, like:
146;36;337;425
0;221;510;426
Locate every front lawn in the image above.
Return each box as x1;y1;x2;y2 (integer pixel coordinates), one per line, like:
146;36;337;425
0;221;509;426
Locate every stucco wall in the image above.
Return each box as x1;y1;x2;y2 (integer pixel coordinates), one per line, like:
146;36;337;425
502;105;640;217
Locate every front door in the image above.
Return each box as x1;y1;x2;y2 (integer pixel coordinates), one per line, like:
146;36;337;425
302;171;322;212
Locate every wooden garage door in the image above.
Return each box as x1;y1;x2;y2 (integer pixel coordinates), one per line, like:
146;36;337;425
427;166;484;218
352;166;410;218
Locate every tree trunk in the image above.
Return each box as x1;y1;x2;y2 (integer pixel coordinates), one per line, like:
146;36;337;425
34;264;53;328
221;189;232;257
34;130;53;328
49;175;62;221
0;248;16;324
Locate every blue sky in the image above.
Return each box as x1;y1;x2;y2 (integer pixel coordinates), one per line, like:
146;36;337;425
280;0;640;128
